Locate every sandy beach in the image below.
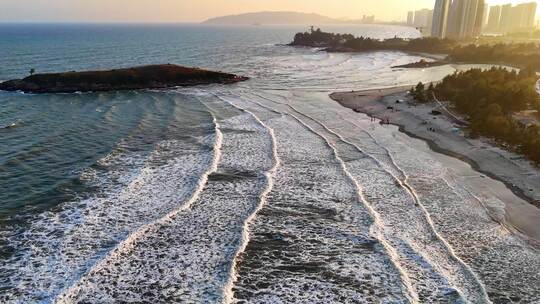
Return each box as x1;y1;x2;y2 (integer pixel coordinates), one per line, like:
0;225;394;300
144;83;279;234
331;87;540;244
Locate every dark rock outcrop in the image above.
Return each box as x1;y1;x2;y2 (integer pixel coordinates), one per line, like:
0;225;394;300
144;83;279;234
289;28;457;55
0;64;248;93
392;59;448;69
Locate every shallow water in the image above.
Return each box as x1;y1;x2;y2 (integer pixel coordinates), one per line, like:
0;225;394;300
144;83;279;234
0;24;538;303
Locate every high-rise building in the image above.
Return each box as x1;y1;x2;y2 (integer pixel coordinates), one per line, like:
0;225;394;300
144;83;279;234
432;0;451;38
407;11;414;25
427;9;434;34
447;0;481;39
519;2;537;29
411;8;434;35
446;0;462;37
362;15;375;24
414;9;432;27
499;4;513;33
421;1;537;37
487;5;502;32
482;4;489;28
473;0;486;36
497;2;537;33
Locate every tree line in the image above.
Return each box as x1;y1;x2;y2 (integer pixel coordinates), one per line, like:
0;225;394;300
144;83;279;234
412;67;540;164
449;43;540;71
290;29;540;70
289;28;456;53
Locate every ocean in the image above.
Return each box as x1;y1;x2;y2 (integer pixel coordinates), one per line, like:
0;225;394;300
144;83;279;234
0;24;538;303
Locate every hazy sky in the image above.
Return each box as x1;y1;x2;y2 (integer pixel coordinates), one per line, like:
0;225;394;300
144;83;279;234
0;0;537;23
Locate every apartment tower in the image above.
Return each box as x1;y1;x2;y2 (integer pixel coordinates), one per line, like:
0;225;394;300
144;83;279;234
432;0;451;38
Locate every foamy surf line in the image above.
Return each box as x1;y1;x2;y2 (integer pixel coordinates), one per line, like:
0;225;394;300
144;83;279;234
284;110;419;304
54;113;223;302
213;90;416;302
232;90;491;302
214;95;281;303
337;108;540;302
282;100;490;302
298;91;540;302
286;97;489;302
52;93;277;303
221;100;412;303
0;92;223;302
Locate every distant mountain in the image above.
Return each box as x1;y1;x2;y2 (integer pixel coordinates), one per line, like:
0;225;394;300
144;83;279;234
203;11;341;25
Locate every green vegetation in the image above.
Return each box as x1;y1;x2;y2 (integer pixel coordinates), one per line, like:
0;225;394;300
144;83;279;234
418;68;540;163
290;28;456;53
291;29;540;71
290;28;355;47
409;82;435;103
291;29;540;163
505;30;540;39
449;43;540;71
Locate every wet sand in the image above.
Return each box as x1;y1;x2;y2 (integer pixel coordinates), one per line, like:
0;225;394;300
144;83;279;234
330;87;540;244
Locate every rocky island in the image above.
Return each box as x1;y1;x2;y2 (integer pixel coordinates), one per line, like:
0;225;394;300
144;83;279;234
0;64;248;93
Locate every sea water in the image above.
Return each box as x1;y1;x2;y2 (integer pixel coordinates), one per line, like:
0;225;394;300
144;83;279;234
0;24;538;303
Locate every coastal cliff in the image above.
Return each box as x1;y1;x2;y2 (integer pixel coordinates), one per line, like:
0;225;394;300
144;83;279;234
0;64;248;93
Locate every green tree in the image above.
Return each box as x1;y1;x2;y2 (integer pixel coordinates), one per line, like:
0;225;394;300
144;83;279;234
413;82;427;103
433;67;540;164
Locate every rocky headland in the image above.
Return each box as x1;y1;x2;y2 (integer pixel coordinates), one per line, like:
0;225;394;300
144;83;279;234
0;64;248;93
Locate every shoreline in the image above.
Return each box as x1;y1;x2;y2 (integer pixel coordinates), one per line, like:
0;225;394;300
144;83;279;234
330;87;540;244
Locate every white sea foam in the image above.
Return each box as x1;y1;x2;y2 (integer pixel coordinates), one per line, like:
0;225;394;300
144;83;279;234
211;95;281;304
55;108;224;302
216;92;410;303
280;90;539;303
228;90;495;303
2;27;539;303
0;97;219;303
55;97;277;303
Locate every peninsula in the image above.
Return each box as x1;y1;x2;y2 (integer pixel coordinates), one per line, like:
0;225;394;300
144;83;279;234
0;64;248;93
289;28;455;53
290;28;540;71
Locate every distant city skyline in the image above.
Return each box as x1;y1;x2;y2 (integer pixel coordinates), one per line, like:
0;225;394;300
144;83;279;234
0;0;538;23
